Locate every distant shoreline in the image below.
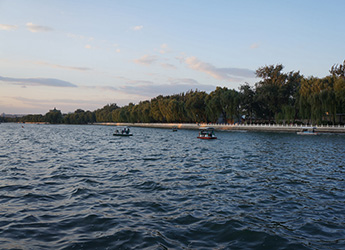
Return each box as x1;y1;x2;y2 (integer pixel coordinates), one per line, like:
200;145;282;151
94;122;345;134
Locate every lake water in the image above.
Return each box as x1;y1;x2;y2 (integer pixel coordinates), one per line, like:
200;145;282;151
1;123;344;249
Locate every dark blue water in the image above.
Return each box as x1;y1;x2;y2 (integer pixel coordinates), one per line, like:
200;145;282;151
1;123;345;249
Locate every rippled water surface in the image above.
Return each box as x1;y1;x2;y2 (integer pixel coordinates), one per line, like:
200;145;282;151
1;123;345;249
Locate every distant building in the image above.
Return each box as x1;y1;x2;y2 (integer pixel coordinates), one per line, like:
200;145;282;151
49;107;61;113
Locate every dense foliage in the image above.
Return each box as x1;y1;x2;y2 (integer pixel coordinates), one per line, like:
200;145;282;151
5;61;345;125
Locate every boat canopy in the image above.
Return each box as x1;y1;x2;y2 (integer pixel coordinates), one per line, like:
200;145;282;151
199;127;215;130
300;127;317;129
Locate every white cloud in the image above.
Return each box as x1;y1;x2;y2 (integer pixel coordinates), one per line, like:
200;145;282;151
133;55;158;65
0;24;18;31
184;56;255;81
85;44;92;49
133;25;143;31
26;22;54;33
0;75;77;87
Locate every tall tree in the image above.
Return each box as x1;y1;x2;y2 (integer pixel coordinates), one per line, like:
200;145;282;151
220;88;240;123
95;103;119;122
45;108;63;124
330;60;345;78
239;83;256;123
185;90;207;122
255;64;294;122
205;87;227;123
150;96;165;122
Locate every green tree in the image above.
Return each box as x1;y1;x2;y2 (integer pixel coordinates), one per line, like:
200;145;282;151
45;108;63;124
137;101;152;123
185;90;207;122
254;64;301;123
21;114;44;123
95;103;119;122
150;96;165;122
205;87;224;123
221;88;241;123
255;65;287;121
239;83;257;123
334;76;345;115
330;60;345;78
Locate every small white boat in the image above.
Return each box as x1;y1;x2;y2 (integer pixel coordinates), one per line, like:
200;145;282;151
197;127;217;139
297;127;318;135
113;126;133;136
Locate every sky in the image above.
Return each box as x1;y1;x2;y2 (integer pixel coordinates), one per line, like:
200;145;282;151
1;0;344;114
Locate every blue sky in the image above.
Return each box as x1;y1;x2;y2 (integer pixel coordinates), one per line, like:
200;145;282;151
1;0;344;114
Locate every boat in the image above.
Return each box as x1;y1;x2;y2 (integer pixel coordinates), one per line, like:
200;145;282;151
197;127;217;139
297;127;318;135
172;126;178;132
113;127;133;136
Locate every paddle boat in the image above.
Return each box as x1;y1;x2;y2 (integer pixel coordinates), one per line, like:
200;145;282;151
113;126;133;136
297;127;318;135
197;127;217;139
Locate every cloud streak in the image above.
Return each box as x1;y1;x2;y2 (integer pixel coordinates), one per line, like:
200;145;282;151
184;56;255;81
26;22;54;33
36;61;93;71
133;55;159;65
0;24;18;31
0;76;77;87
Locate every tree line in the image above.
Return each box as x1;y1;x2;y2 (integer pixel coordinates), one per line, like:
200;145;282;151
3;61;345;125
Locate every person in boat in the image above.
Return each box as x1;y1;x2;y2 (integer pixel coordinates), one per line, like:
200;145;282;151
121;127;129;134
